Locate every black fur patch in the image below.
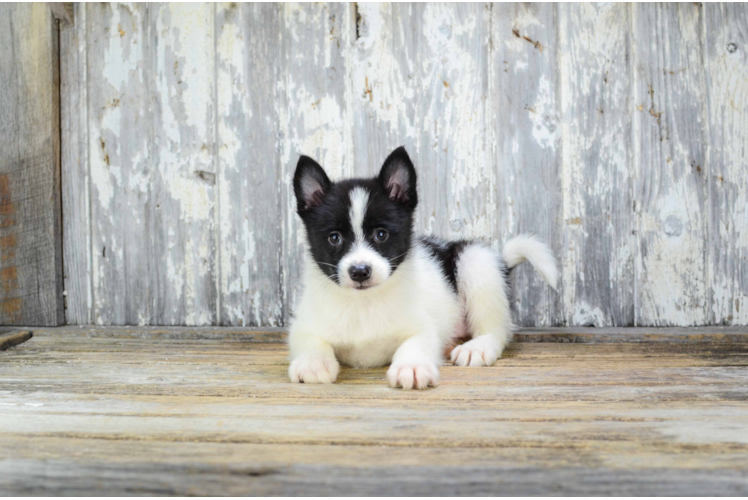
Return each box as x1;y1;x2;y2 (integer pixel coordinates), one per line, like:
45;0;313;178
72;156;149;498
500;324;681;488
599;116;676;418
420;237;513;296
418;237;469;293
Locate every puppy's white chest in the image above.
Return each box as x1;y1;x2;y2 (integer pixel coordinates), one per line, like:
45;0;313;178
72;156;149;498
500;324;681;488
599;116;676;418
319;299;418;366
291;244;462;368
333;332;406;368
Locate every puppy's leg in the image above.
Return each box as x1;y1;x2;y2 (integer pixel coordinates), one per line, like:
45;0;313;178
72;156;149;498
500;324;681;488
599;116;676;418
450;244;513;367
387;331;442;390
288;330;340;384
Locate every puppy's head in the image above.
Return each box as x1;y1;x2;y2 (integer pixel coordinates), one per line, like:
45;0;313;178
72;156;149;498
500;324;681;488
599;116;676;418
293;147;417;290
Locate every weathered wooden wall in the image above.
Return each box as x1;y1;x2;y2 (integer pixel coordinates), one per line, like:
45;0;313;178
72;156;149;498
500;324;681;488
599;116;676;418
59;3;748;327
0;3;64;326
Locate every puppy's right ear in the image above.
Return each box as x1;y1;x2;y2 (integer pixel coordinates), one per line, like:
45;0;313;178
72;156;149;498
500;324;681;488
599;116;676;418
293;155;332;213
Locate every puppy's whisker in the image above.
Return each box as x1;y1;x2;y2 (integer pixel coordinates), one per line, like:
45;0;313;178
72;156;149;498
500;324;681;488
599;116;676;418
315;261;338;270
309;273;338;299
309;281;329;299
388;252;408;263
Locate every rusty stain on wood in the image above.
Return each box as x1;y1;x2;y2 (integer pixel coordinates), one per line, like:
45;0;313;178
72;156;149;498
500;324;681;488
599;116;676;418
512;27;544;52
0;266;18;293
0;235;15;261
364;76;372;101
0;175;15;227
1;298;22;321
0;4;64;326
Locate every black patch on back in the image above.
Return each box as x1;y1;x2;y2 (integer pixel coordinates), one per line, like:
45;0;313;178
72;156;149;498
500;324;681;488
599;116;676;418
418;237;469;293
420;237;514;297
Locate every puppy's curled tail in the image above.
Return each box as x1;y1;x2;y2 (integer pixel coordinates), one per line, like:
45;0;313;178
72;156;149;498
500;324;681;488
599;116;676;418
502;234;558;290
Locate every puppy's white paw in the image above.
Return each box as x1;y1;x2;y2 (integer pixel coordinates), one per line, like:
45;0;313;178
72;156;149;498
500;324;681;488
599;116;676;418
289;355;340;384
387;360;440;390
450;335;503;367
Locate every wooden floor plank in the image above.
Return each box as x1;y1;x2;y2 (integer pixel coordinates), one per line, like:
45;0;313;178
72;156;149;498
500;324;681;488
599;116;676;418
26;325;748;343
0;330;31;351
1;328;747;495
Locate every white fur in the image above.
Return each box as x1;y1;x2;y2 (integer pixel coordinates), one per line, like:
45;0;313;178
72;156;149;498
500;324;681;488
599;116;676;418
289;214;557;388
502;234;558;289
348;187;369;243
289;243;461;388
450;244;514;367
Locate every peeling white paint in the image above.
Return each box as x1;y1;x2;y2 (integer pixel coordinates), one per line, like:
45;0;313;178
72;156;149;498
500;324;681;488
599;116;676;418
529;75;558;150
101;5;140;92
67;3;748;328
706;3;748;325
353;3;418;144
571;301;607;327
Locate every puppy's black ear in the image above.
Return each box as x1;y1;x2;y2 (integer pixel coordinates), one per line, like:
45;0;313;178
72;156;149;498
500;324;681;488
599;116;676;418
293;155;332;212
378;146;417;207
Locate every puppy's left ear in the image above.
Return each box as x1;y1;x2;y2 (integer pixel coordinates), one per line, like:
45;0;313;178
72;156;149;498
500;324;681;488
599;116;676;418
378;146;417;208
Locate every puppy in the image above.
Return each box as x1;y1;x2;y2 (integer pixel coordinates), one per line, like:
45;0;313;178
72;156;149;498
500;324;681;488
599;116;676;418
288;147;557;389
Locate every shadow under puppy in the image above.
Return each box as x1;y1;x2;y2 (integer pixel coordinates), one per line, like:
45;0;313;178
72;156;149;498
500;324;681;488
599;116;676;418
289;147;557;390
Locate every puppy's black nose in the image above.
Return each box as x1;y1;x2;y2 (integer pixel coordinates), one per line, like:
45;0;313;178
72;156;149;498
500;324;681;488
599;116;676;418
348;264;372;283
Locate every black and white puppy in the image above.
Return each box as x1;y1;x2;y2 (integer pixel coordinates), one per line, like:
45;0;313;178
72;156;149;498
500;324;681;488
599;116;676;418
289;147;557;390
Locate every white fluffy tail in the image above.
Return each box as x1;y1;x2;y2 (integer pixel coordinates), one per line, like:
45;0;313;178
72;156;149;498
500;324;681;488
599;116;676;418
502;234;558;290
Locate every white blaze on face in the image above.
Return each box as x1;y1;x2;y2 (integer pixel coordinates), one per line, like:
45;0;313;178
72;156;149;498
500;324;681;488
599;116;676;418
338;187;392;289
349;187;368;244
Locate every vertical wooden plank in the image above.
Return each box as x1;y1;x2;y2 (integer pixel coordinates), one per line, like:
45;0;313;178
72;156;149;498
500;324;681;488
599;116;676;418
558;4;634;326
279;3;353;323
705;4;748;325
422;2;494;243
350;3;403;180
87;3;218;325
216;3;283;326
633;4;708;326
87;3;152;324
352;4;493;241
0;4;64;325
350;3;407;179
492;3;563;326
150;3;217;325
61;3;92;324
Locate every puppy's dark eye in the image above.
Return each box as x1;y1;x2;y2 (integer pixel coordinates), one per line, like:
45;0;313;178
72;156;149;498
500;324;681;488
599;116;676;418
374;229;389;243
328;232;342;246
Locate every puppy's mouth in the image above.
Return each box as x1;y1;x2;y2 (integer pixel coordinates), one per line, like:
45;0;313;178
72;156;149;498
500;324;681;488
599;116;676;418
351;281;374;291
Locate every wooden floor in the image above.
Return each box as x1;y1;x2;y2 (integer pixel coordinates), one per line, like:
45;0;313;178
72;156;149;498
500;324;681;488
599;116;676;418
2;326;748;496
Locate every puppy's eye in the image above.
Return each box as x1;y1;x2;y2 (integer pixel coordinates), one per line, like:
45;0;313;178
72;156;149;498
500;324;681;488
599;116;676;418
328;232;342;246
374;229;389;243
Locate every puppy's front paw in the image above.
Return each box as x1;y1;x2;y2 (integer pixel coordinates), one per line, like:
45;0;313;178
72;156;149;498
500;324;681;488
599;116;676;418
289;355;340;384
450;335;503;367
387;361;439;390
